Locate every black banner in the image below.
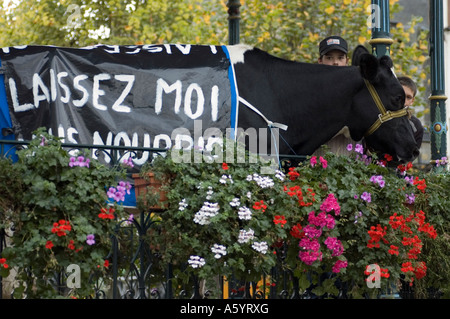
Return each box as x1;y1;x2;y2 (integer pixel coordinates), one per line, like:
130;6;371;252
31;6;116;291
0;44;235;165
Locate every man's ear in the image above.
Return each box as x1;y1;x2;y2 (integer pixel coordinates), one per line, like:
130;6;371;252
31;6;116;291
351;45;370;66
358;53;379;82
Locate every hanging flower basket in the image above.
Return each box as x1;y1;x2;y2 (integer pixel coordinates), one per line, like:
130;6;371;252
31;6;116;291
132;172;168;210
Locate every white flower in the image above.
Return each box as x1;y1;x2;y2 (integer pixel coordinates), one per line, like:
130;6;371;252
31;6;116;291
275;170;285;181
229;197;240;207
188;255;206;268
238;228;254;243
178;198;188;211
252;241;268;254
219;174;233;184
246;191;252;199
238;206;252;220
206;186;214;200
246;175;253;181
211;244;227;259
193;202;220;225
219;175;227;184
250;173;274;188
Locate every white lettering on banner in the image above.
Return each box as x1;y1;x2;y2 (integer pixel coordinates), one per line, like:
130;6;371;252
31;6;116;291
93;73;110;111
10;68;220;122
211;85;219;121
174;44;191;55
112;74;134;113
1;45;28;54
9;78;34;112
48;122;280;170
73;74;89;107
10;70;136;113
67;127;79;144
92;131;113;162
49;125;79;145
155;78;182;115
114;131;131;149
99;44;195;55
153;134;172;149
155;78;220;121
102;45;120;54
90;43;220;55
2;44;218;57
33;73;50;107
184;83;204;120
57;72;71;103
50;69;57;102
91;129;172;164
130;132;151;165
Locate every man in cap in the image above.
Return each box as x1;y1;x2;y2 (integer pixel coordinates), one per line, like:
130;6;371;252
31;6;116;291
314;36;355;156
318;35;349;66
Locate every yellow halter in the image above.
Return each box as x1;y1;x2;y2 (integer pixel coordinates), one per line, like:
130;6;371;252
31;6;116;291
363;79;411;137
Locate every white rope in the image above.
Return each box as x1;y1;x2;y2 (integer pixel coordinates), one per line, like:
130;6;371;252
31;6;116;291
238;96;288;131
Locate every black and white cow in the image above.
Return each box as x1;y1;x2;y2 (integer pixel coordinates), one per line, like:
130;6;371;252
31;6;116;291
228;44;421;162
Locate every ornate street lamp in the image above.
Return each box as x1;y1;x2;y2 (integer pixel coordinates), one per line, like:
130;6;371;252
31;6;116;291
369;0;394;57
429;0;447;163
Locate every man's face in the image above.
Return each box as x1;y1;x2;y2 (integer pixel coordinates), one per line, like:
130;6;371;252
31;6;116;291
402;85;415;107
318;50;348;66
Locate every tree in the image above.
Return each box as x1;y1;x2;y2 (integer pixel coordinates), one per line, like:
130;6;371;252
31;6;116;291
0;0;429;119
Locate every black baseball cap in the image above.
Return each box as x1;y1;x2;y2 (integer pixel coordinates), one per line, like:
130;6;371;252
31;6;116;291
319;36;348;56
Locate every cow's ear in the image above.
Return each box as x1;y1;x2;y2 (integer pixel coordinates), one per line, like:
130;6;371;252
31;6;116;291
358;53;379;82
351;45;370;66
379;55;393;69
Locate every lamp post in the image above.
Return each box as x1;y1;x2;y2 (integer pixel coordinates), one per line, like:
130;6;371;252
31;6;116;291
429;0;447;163
227;0;241;45
369;0;394;57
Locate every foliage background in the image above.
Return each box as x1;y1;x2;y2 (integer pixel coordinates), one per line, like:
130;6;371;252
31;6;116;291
0;0;429;120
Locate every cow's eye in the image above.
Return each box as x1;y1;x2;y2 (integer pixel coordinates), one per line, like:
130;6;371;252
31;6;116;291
392;95;404;107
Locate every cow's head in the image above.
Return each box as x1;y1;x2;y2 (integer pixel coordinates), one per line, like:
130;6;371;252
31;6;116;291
349;45;421;162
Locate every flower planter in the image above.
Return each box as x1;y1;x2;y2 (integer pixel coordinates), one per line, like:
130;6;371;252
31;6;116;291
132;172;168;210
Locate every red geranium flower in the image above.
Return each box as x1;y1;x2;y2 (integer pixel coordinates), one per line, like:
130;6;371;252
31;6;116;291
273;215;287;227
253;200;267;212
45;240;54;249
99;207;115;220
